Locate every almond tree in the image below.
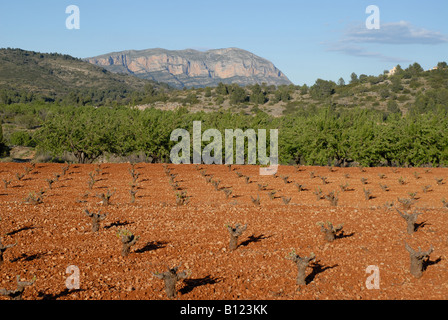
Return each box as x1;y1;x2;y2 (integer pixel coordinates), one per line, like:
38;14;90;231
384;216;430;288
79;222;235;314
286;250;315;285
153;263;191;299
404;242;433;278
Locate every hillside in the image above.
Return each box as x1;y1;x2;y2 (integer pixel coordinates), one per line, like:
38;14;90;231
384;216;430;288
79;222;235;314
0;48;447;118
0;48;170;105
85;47;292;89
133;62;448;117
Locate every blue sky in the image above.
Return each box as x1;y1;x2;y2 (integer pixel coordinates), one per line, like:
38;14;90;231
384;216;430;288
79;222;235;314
0;0;447;85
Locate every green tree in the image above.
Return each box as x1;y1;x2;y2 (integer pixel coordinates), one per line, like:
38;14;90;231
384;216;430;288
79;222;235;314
299;84;309;95
0;124;9;157
9;131;36;147
229;85;247;105
216;83;229;95
391;77;403;93
359;74;368;83
249;84;267;104
35;107;116;163
437;61;447;69
387;100;401;115
310;79;336;99
350;72;359;84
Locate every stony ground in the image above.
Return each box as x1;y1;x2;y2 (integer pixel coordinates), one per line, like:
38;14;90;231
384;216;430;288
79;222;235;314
0;163;447;300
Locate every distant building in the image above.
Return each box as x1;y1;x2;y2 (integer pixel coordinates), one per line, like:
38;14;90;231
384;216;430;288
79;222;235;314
387;66;398;76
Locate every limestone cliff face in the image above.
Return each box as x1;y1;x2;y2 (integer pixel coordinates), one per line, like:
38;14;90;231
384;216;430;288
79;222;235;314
85;48;292;88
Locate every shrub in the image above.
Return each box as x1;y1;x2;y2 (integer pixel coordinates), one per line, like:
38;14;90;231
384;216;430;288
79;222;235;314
9;131;36;147
0;125;9;157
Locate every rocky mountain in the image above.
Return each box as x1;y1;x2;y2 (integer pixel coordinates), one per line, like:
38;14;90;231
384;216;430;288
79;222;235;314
85;48;292;88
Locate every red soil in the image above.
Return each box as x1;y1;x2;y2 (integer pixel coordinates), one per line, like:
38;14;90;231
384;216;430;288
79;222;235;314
0;163;447;300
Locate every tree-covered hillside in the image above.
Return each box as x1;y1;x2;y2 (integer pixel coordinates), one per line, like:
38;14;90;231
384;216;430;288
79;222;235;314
0;48;171;107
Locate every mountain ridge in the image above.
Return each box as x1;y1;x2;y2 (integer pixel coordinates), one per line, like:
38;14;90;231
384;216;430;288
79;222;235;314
85;47;292;89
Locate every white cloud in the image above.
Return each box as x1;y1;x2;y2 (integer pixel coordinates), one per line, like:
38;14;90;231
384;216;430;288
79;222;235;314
346;21;448;45
327;43;411;63
325;21;448;62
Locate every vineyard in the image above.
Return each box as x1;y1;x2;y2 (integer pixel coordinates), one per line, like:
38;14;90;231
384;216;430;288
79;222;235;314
0;162;447;300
